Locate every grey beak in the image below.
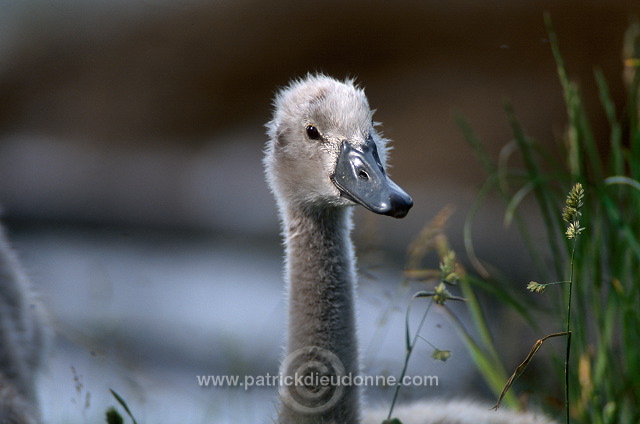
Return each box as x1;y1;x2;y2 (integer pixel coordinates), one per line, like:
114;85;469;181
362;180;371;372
331;139;413;218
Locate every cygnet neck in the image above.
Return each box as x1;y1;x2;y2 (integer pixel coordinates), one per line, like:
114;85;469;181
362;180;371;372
279;205;361;424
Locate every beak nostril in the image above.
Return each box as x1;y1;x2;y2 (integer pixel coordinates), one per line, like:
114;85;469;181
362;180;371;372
358;170;369;180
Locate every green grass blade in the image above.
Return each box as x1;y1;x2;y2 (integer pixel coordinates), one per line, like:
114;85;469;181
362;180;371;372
504;103;565;276
109;389;138;424
443;305;517;408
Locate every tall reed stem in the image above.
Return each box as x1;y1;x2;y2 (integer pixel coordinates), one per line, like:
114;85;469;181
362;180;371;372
565;240;576;424
386;299;433;421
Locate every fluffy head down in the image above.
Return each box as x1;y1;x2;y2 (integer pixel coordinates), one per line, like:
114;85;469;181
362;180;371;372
264;74;391;213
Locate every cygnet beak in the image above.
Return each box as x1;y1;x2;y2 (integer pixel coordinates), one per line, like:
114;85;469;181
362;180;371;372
331;139;413;218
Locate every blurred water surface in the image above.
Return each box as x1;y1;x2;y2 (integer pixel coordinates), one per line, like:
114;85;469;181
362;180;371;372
8;222;476;423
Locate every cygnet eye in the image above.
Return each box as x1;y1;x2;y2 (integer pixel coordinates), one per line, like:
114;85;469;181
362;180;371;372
306;125;321;140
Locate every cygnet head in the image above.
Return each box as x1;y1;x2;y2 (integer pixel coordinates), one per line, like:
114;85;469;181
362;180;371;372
265;74;413;218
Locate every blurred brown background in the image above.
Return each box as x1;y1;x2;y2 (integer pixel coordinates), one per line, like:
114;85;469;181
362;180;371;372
0;1;638;422
1;1;637;235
